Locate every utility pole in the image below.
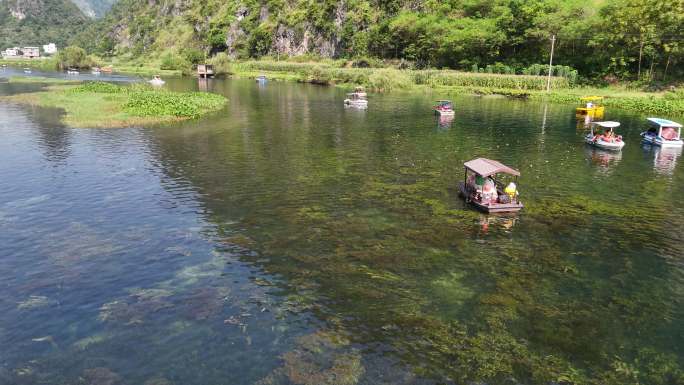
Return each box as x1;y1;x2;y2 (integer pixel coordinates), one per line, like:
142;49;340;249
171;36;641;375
546;35;556;92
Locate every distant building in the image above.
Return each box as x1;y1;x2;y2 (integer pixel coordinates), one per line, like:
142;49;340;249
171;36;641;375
2;48;20;57
23;47;40;59
43;43;57;55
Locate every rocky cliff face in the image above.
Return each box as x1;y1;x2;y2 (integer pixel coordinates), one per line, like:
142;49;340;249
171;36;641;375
77;0;382;59
70;0;116;18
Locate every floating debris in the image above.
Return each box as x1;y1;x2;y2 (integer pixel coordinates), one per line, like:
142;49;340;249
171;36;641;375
17;295;52;310
31;335;58;348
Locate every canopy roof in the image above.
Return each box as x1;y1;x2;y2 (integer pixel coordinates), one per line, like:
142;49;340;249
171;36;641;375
592;121;621;128
464;158;520;177
647;118;682;128
580;96;604;101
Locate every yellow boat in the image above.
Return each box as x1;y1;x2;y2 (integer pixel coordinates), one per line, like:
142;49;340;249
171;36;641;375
576;96;605;119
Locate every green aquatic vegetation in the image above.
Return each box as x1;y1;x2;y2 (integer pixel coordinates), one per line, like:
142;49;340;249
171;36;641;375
256;331;365;385
124;89;227;119
1;81;228;128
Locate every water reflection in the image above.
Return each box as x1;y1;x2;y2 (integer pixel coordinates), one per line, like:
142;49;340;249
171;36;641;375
642;143;682;175
585;147;622;174
436;114;454;130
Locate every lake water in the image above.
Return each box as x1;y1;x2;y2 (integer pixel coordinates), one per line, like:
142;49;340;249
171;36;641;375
1;71;683;385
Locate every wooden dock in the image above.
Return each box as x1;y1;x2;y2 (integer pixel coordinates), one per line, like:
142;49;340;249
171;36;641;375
197;64;214;78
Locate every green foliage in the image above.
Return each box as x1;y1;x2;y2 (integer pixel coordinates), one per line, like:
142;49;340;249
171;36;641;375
366;68;411;91
69;81;124;94
207;52;233;75
413;70;569;90
124;90;226;118
0;0;90;48
181;48;205;66
68;0;684;82
159;52;188;71
56;46;95;69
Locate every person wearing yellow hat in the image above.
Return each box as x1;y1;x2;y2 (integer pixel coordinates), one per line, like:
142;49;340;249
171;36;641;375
505;182;518;202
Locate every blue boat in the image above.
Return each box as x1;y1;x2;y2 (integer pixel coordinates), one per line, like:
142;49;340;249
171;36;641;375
642;118;683;148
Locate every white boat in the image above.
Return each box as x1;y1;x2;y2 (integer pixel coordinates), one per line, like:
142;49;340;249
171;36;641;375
67;68;80;75
585;121;625;151
23;68;32;74
91;67;101;75
434;100;455;116
344;92;368;109
149;75;165;86
641;118;683;147
255;75;268;83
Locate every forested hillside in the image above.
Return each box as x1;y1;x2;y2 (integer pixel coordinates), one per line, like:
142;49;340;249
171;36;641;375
0;0;89;48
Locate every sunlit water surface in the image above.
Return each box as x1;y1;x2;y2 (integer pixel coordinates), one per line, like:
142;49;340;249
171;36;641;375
1;72;683;385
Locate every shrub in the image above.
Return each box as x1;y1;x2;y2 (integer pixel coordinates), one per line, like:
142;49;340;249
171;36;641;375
207;52;233;75
56;46;94;69
160;52;188;70
367;69;412;91
182;48;205;66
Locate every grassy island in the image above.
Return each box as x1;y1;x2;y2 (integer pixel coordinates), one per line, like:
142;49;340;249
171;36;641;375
2;81;227;128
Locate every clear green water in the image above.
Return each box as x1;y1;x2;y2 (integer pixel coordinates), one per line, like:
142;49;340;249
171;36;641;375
1;75;683;385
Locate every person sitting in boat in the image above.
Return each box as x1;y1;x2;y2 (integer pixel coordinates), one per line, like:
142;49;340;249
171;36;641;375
504;182;518;201
602;129;615;142
482;178;498;203
662;127;677;140
586;101;594;109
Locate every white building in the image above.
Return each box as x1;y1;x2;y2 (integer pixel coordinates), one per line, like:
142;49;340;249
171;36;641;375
43;43;57;55
23;47;40;59
1;48;20;57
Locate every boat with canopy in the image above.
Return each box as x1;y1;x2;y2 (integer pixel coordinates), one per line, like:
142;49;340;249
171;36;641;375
149;75;165;86
433;100;455;116
576;96;605;118
641;118;683;147
458;158;523;213
344;89;368;109
585;121;625;151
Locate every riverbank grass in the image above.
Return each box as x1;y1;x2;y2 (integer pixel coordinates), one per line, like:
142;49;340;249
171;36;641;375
2;82;227;128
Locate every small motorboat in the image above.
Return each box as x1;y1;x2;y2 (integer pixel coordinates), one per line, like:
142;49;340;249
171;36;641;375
344;90;368;109
91;67;101;75
458;158;523;213
23;68;32;74
576;96;605;119
585;121;625;151
434;100;455;116
256;75;268;83
149;75;165;86
641;118;683;147
101;66;113;73
67;68;80;75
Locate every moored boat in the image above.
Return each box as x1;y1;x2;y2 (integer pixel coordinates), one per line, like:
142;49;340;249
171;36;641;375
344;91;368;109
641;118;683;147
433;100;455;116
149;75;165;86
458;158;523;213
576;96;605;119
67;68;80;75
585;121;625;151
